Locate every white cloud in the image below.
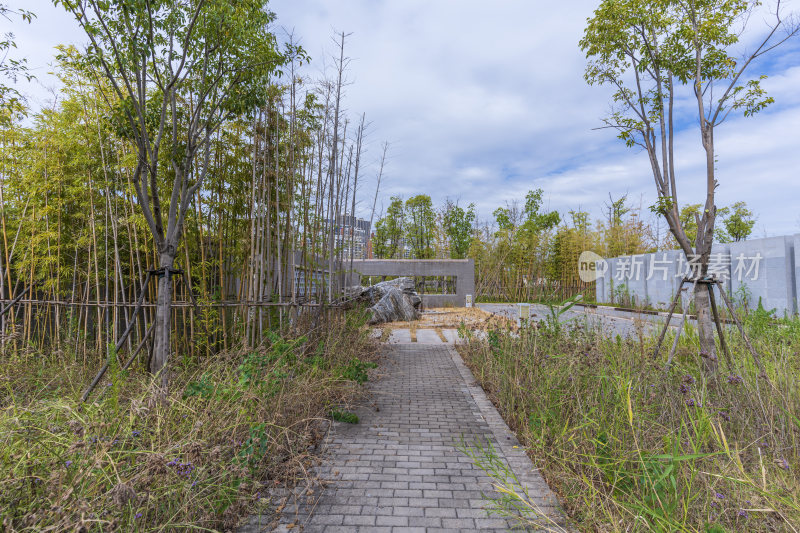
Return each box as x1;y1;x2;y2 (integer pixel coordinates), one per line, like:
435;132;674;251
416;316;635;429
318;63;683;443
9;0;800;236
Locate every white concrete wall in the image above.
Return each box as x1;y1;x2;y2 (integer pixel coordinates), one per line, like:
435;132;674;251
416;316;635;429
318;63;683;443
596;234;799;316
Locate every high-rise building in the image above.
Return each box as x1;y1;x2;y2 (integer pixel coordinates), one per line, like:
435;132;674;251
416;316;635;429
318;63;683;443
332;215;371;260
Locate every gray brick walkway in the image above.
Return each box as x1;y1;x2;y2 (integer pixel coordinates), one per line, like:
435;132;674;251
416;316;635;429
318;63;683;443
242;343;562;532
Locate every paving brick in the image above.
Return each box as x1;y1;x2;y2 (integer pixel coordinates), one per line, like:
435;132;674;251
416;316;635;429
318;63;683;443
242;344;563;532
342;514;376;526
376;515;408;526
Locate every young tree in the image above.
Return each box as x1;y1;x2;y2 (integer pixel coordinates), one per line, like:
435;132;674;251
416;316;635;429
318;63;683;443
373;196;404;258
57;0;283;388
442;200;476;259
405;194;436;259
722;201;756;241
568;209;591;236
581;0;798;372
520;188;560;234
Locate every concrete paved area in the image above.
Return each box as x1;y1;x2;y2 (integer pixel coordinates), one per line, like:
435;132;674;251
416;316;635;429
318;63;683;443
415;329;443;344
386;328;463;345
242;342;562;532
388;328;413;344
478;302;687;337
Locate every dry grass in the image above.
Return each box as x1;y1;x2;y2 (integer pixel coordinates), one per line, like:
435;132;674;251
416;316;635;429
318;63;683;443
458;311;800;532
0;308;378;532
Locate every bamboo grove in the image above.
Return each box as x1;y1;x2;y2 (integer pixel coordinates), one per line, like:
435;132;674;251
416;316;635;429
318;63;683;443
0;31;377;369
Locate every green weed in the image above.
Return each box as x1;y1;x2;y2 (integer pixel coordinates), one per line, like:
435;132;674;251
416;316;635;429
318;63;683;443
458;314;800;531
329;408;359;424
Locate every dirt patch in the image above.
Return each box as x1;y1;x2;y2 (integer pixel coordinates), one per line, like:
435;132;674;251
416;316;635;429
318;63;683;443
379;306;518;333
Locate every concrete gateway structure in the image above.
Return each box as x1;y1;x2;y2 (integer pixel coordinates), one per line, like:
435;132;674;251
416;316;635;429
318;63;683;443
350;259;475;308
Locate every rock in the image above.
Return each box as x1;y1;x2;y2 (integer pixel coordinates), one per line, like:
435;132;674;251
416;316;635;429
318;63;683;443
350;277;422;324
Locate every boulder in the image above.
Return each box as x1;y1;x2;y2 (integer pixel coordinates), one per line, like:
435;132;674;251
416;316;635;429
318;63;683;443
351;277;422;324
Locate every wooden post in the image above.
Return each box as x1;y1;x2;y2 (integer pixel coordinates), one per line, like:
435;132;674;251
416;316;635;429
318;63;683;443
652;278;686;360
714;280;770;380
665;279;696;370
81;271;152;402
707;281;733;370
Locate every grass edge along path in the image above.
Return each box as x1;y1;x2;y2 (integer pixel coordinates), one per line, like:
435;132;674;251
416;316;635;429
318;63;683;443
0;308;378;532
457;314;800;532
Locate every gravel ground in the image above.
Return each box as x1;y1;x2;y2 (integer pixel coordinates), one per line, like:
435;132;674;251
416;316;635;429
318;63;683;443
477;302;690;338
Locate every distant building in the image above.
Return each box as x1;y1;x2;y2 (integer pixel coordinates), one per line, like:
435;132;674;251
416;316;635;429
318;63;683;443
332;215;371;260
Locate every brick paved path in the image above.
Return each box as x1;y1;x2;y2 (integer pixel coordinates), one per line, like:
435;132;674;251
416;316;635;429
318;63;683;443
243;343;562;532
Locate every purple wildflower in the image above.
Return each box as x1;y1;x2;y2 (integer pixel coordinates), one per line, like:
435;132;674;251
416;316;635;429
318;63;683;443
685;398;695;407
65;460;73;467
132;430;141;437
727;374;743;384
683;374;696;385
737;510;749;518
715;492;725;499
135;513;143;519
680;384;690;394
780;458;790;470
176;462;195;477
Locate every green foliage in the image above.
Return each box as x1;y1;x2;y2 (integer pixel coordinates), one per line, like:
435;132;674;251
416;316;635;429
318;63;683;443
338;358;377;384
236;423;271;471
183;333;308;402
680;203;703;245
405;194;437;259
183;373;216;399
679;202;755;245
374;196;405;258
722;201;756;242
0;2;36;119
521;188;561;233
493;206;515;233
543;293;583;335
329;409;359;424
598;194;651;258
443;200;476;259
51;0;286;281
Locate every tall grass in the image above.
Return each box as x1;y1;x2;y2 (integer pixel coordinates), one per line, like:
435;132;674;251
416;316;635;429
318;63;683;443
459;309;800;532
0;308;377;531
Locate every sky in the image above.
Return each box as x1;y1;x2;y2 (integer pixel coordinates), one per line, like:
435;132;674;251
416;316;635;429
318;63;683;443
7;0;800;236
